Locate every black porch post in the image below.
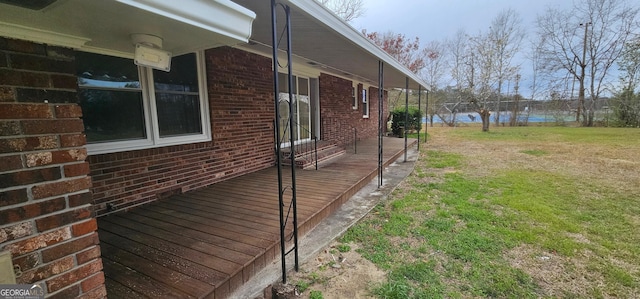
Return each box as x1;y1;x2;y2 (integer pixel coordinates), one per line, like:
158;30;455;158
378;61;384;187
404;77;408;162
284;4;300;273
418;85;421;150
270;0;299;284
425;90;429;144
269;0;287;283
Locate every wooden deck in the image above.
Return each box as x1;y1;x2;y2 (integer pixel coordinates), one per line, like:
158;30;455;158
98;137;415;298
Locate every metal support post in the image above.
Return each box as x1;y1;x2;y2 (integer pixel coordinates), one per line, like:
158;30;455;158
417;85;421;150
404;77;408;162
378;61;384;187
270;0;298;284
425;90;429;144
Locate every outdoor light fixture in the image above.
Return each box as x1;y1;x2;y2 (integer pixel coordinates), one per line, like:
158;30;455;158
131;33;172;72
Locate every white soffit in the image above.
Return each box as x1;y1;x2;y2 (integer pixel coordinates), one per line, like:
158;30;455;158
115;0;256;43
0;0;256;56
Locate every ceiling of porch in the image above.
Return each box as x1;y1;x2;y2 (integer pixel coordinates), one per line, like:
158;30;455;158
231;0;428;91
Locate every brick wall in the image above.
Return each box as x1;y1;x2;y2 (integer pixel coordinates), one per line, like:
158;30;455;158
319;73;387;144
89;47;276;216
1;36;104;299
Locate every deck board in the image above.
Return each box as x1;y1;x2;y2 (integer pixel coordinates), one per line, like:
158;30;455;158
99;137;414;298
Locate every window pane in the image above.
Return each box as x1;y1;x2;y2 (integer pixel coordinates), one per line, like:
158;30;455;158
79;89;146;143
298;78;309;96
278;73;297;93
76;52;140;89
298;95;310;139
76;52;145;143
153;53;198;92
278;95;290;143
156;93;202;137
362;89;368;116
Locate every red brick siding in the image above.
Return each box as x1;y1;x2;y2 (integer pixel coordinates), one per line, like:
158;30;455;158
319;73;387;144
0;37;104;298
89;47;275;216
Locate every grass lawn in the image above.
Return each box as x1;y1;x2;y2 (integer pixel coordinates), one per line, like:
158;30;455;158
340;126;640;298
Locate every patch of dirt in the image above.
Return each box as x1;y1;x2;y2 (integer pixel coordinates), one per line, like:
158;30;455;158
505;245;606;298
286;243;385;298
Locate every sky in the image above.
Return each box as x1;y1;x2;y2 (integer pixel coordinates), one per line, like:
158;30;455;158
351;0;573;42
350;0;576;96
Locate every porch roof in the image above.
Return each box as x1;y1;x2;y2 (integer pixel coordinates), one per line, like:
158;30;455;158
0;0;428;91
231;0;429;91
0;0;255;57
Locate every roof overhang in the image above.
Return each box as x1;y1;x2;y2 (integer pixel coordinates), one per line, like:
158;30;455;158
0;0;256;57
231;0;428;91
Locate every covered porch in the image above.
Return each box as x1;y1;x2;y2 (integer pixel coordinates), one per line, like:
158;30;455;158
98;137;417;298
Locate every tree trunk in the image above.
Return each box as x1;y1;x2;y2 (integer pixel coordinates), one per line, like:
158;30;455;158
480;109;491;132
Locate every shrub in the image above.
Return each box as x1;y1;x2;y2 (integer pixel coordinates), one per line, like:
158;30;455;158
391;107;423;136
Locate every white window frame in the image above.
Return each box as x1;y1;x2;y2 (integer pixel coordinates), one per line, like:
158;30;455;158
278;74;313;148
84;51;211;155
351;83;358;110
362;85;370;119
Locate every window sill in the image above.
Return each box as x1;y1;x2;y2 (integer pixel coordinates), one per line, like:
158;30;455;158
86;134;211;155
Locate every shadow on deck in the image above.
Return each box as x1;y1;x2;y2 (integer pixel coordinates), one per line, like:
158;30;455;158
97;137;417;298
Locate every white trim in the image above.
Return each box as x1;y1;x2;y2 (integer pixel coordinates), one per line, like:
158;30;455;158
115;0;256;43
79;45;134;59
351;82;358;110
362;87;370;119
0;21;90;49
154;51;212;146
84;51;211;155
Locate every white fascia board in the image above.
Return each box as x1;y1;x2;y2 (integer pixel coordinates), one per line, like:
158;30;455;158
285;0;428;90
0;21;90;49
116;0;256;43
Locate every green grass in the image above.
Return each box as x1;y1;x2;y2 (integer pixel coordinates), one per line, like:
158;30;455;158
309;290;323;299
341;127;640;298
448;126;640;146
336;243;351;253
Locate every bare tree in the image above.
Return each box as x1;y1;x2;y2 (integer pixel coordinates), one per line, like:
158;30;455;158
488;9;525;125
317;0;365;22
441;30;471;127
422;40;447;90
525;38;545;125
470;31;497;131
421;39;448;126
448;30;470;94
536;0;638;126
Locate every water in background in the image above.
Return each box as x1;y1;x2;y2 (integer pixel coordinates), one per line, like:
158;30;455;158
424;112;575;124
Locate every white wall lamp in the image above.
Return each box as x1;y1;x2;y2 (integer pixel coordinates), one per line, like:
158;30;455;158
131;33;172;72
